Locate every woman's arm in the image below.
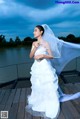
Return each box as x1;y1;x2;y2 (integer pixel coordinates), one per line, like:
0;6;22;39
29;42;39;58
29;43;37;58
43;54;53;59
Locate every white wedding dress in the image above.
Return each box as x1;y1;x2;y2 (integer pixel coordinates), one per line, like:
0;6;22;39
25;44;60;119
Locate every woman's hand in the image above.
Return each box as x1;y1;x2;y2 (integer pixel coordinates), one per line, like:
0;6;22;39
34;54;44;60
33;41;40;48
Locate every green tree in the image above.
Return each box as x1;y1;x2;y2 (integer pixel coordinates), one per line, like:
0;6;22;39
0;35;6;43
23;37;32;42
23;37;32;46
67;34;75;39
9;38;14;43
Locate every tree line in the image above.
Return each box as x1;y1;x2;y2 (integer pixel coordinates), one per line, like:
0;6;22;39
59;34;80;44
0;35;36;48
0;34;80;48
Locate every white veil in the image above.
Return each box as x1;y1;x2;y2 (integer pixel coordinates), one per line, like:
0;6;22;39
42;24;63;58
41;24;80;102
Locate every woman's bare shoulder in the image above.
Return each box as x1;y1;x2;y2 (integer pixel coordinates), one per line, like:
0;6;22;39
32;41;38;45
43;40;48;44
43;40;49;46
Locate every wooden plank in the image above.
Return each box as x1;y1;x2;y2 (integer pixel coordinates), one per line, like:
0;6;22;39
13;88;21;103
17;88;26;119
0;89;11;111
1;89;11;105
0;89;6;104
8;103;18;119
24;88;32;119
41;117;44;119
63;84;80;118
61;102;74;119
4;89;16;111
68;84;80;114
8;88;21;119
65;84;80;105
0;90;7;111
0;84;79;119
57;105;65;119
66;101;80;118
33;116;41;119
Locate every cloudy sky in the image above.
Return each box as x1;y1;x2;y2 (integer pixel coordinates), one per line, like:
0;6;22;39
0;0;80;41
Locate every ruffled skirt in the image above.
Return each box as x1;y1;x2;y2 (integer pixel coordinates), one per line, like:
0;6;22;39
25;59;60;119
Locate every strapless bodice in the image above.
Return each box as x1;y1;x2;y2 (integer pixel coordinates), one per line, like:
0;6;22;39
34;45;48;56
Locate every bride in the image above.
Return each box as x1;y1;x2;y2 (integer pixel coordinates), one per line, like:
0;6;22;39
25;24;80;119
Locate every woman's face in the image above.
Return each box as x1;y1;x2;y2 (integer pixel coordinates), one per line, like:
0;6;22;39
33;27;42;38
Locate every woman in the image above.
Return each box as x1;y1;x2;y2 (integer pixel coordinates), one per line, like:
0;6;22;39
25;24;80;119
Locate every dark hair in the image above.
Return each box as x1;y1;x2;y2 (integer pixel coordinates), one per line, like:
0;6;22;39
36;25;44;36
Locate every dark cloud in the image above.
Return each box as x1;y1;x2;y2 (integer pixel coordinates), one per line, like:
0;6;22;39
0;15;34;40
16;0;55;9
0;0;80;41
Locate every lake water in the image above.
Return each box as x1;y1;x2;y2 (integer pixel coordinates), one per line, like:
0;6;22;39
0;47;34;84
0;47;33;67
0;47;80;84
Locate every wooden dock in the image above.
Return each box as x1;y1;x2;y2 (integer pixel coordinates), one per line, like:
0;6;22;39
0;83;80;119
